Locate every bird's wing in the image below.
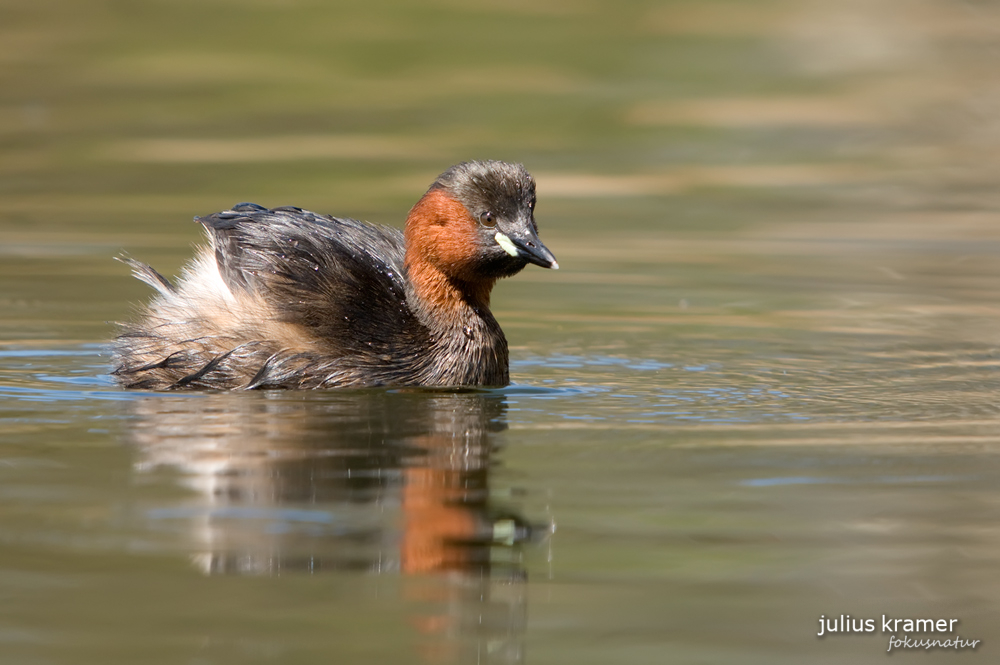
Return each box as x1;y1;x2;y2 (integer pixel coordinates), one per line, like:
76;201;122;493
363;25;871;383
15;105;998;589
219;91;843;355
197;203;423;356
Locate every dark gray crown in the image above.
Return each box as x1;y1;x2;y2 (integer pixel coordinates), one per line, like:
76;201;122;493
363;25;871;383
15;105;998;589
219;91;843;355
431;160;535;219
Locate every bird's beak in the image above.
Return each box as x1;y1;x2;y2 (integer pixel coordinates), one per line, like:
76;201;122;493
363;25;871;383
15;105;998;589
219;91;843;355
495;226;559;270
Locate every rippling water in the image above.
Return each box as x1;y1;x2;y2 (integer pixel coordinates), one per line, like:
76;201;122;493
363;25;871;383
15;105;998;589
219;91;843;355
4;0;1000;663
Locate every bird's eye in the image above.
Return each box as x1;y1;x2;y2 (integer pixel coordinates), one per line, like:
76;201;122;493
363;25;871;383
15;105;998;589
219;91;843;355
479;211;496;227
528;199;536;211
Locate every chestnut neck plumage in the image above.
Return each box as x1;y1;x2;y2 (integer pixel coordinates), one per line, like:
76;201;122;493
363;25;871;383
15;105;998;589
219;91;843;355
403;188;497;329
401;187;508;385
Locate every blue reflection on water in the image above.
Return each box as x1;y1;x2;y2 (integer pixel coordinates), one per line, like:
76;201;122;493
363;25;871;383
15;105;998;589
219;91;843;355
148;506;337;524
741;475;959;487
0;345;845;426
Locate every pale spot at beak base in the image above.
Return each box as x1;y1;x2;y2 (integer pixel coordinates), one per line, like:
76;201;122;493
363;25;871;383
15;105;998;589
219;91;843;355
494;232;519;257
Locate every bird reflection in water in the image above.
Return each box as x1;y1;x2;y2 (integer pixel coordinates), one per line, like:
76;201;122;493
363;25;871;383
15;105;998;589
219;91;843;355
124;389;542;663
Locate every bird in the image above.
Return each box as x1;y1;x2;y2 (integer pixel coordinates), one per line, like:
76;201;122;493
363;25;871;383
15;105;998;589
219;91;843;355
112;160;558;390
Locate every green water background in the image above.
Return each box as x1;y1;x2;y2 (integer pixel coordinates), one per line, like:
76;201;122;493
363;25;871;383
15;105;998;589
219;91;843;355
2;0;1000;662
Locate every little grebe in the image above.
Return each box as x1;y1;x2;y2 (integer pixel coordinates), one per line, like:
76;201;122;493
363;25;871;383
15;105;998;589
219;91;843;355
112;160;558;390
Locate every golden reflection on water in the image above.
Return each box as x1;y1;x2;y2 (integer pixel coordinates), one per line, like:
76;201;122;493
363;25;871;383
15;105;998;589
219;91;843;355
125;390;532;661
